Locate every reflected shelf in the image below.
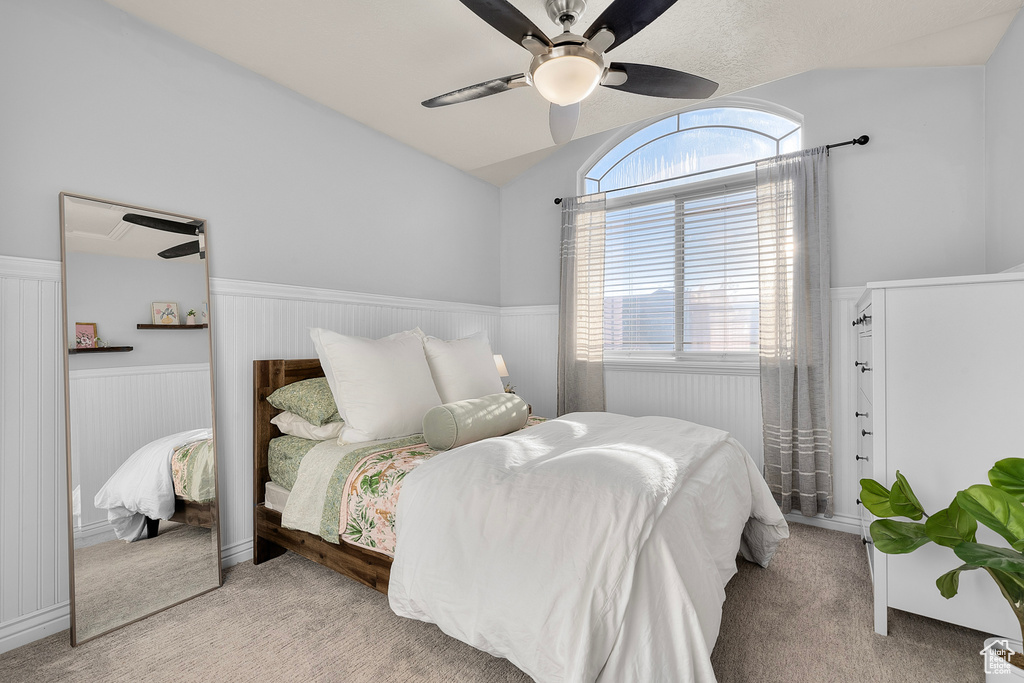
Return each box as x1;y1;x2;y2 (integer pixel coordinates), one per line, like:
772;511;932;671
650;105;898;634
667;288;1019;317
136;324;208;329
68;346;134;354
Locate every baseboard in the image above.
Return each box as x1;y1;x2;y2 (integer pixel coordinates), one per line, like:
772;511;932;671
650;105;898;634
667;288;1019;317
785;511;861;535
221;538;252;568
0;603;70;655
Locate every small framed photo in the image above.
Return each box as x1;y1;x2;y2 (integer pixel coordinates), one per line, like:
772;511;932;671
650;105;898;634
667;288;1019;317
152;302;179;325
74;322;98;349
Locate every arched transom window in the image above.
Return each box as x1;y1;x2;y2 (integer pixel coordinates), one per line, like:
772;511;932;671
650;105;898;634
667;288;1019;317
583;106;801;363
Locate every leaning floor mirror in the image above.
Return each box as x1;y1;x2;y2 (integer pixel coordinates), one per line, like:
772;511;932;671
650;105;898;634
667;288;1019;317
59;192;221;645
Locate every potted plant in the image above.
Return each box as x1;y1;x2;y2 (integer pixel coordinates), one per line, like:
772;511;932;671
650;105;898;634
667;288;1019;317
861;459;1024;679
186;309;197;325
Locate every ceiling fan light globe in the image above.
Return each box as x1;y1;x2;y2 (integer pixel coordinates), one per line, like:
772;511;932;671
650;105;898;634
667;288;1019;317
532;55;602;106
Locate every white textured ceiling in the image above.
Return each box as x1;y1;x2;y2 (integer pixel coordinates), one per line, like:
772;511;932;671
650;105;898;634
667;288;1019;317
103;0;1022;185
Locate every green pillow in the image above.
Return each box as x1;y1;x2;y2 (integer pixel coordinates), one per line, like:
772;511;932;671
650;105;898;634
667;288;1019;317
266;377;340;426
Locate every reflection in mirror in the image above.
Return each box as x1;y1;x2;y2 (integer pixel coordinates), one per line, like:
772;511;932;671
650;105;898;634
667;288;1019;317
60;193;221;644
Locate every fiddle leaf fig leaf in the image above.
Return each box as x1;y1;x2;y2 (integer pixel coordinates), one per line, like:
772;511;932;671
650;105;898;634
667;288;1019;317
956;485;1024;551
890;471;926;520
953;542;1024;575
990;458;1024;503
869;519;930;554
936;564;979;599
925;499;978;548
989;567;1024;606
860;479;896;518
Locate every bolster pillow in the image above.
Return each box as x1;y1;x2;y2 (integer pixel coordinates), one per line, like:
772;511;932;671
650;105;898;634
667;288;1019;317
423;393;529;451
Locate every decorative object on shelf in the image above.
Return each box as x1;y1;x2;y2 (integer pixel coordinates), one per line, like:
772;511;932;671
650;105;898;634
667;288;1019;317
186;309;197;325
860;460;1024;678
74;322;97;349
151;302;178;325
494;354;515;394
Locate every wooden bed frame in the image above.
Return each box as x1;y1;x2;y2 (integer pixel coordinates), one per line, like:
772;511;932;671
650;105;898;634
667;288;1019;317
251;358;392;593
145;499;215;539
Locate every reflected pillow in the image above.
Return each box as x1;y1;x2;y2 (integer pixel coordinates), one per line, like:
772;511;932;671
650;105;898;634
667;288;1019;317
310;327;442;443
421;331;504;403
271;411;344;441
266;377;340;427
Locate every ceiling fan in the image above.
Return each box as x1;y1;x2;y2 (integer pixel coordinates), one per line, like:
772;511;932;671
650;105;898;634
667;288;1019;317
422;0;719;145
121;213;205;260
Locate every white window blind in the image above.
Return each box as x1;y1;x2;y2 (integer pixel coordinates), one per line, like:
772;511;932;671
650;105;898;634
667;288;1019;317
602;180;759;357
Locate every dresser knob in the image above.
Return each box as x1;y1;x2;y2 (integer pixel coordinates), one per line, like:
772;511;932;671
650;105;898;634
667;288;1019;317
855;411;868;418
854;361;867;368
860;365;872;373
855;454;868;461
862;429;873;437
856;498;862;505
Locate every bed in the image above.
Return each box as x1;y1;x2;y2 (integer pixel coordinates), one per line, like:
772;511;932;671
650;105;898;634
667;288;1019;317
252;358;789;682
94;428;217;542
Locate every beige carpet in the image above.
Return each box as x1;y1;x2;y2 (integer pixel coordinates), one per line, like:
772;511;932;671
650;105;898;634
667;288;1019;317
0;524;989;682
73;522;220;641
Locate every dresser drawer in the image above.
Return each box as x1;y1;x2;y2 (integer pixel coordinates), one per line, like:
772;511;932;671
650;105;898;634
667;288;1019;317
856;333;873;404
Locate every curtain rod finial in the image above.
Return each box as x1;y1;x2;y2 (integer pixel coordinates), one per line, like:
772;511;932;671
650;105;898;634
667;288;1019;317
855;135;869;145
554;197;563;205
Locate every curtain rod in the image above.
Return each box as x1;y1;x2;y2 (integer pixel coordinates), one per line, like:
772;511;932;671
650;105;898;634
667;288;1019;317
553;134;870;205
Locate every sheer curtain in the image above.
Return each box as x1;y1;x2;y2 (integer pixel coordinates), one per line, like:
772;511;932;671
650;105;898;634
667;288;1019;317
756;147;833;517
557;194;607;415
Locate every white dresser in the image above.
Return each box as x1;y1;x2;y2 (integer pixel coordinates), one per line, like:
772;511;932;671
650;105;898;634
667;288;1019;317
856;272;1024;638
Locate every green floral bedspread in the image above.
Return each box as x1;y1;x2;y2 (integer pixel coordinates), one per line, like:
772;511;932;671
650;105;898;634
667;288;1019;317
171;438;216;503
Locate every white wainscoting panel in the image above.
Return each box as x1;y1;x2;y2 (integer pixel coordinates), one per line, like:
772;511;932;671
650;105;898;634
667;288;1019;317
208;278;502;566
68;364;212;535
499;306;559;419
0;256;68;652
829;288;866;531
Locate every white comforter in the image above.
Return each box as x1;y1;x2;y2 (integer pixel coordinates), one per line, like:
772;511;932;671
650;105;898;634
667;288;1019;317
94;428;212;542
388;413;787;683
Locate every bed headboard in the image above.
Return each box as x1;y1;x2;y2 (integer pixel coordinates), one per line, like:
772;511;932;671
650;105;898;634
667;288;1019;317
252;359;325;510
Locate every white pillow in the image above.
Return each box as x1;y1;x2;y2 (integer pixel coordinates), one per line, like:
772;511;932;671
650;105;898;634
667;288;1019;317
421;331;504;403
271;411;343;441
310;328;442;443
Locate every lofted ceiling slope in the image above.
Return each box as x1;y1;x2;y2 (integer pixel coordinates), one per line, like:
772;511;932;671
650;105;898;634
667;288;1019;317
103;1;1022;185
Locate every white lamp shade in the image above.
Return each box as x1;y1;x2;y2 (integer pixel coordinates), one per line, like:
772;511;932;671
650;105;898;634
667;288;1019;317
493;354;509;378
532;55;602;106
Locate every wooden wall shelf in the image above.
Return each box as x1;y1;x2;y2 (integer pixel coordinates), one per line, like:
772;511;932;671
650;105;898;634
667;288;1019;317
68;346;133;354
137;324;208;329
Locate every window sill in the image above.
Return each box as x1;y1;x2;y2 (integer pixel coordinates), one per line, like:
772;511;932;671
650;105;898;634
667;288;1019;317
604;357;759;377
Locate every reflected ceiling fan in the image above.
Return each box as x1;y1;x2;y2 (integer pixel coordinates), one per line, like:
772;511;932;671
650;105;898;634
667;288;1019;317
121;213;205;260
422;0;719;144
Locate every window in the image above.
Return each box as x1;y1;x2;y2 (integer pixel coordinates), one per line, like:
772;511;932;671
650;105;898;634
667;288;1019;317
583;106;801;368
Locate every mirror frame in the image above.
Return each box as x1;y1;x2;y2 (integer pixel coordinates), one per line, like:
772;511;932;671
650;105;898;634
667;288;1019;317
59;191;222;646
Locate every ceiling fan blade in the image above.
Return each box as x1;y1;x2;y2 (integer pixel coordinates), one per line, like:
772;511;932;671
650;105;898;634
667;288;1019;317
549;102;579;145
422;74;528;108
602;63;718;99
583;0;679;52
458;0;552;50
122;213;202;236
158;240;202;260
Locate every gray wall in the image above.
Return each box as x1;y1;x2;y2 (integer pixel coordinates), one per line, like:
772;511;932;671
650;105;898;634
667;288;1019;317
986;11;1024;273
65;252;209;369
0;0;500;306
499;66;987;305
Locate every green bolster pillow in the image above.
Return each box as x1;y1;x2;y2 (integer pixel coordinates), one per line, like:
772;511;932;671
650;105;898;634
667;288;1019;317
423;393;529;451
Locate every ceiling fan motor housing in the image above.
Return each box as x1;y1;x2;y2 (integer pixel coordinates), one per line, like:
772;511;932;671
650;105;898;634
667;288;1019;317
530;41;604;106
545;0;587;28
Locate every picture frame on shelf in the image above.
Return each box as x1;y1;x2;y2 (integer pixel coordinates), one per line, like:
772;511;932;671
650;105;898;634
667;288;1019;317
74;322;97;349
152;302;179;325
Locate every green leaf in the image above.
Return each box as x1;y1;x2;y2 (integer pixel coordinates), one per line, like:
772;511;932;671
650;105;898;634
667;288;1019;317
925;499;978;548
890;471;926;520
990;459;1024;503
955;485;1024;551
989;567;1024;607
870;519;931;554
953;542;1024;574
936;564;979;599
860;479;896;518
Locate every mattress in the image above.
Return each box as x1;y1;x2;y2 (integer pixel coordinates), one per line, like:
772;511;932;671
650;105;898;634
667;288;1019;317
268;435;323;490
265;481;290;511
